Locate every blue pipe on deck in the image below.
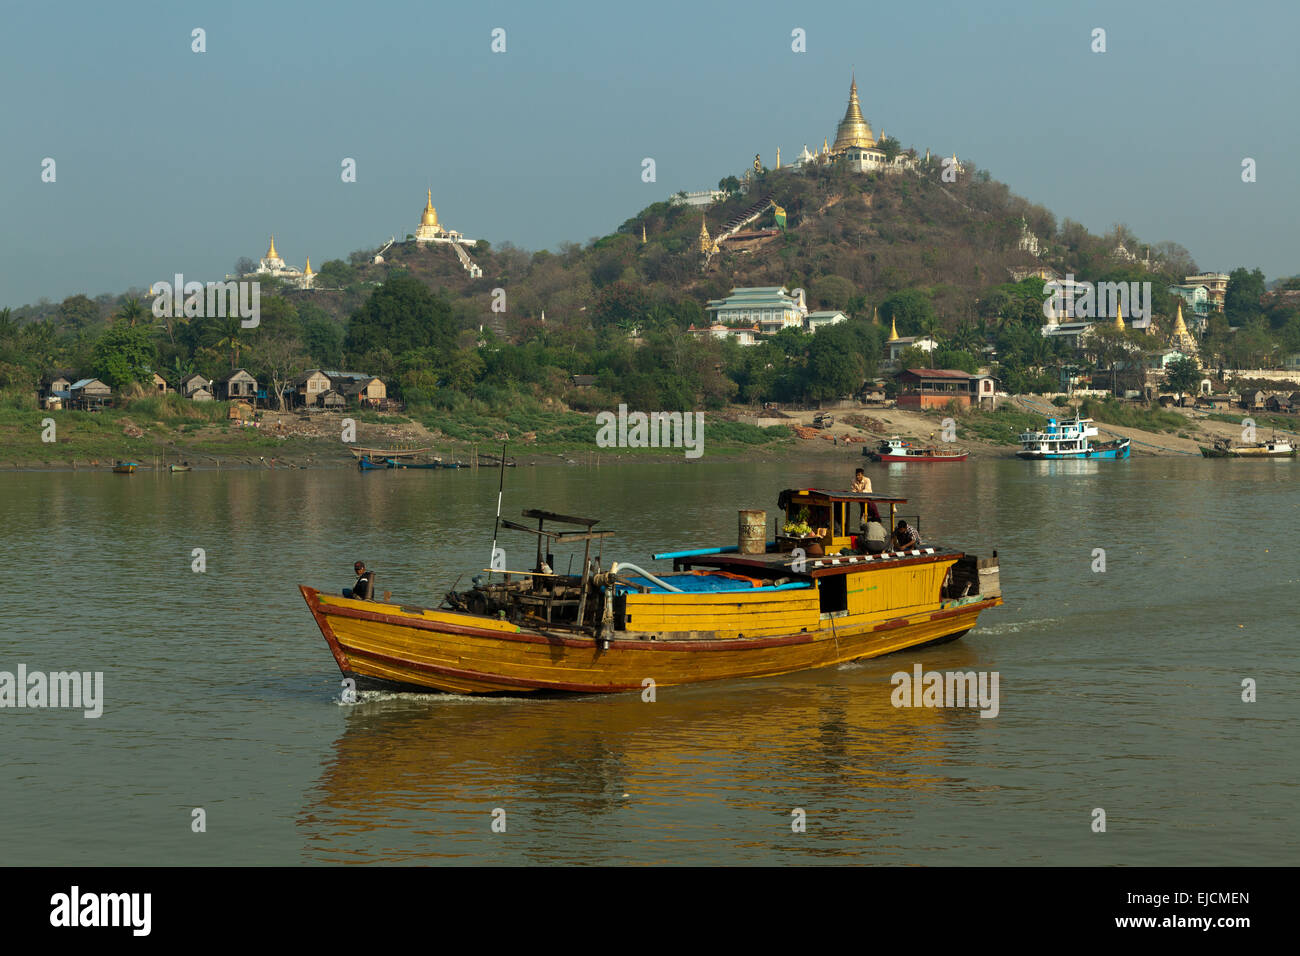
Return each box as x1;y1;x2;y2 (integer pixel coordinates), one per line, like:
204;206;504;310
651;542;776;561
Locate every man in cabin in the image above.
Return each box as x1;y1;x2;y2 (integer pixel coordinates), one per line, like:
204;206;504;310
890;520;921;552
344;561;375;600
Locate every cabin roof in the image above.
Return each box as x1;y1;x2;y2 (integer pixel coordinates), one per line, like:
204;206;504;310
781;488;908;505
688;546;963;578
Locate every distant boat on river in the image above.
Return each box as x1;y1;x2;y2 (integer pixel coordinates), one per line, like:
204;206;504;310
1017;416;1130;460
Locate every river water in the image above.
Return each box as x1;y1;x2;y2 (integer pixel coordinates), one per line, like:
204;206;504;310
1;458;1295;865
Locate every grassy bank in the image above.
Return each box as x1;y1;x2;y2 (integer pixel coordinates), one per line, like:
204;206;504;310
0;393;799;467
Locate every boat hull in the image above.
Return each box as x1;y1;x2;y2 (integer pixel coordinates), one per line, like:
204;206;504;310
300;585;1001;695
1017;440;1130;460
868;452;968;462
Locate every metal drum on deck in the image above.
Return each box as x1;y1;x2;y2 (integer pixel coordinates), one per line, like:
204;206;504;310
738;509;767;554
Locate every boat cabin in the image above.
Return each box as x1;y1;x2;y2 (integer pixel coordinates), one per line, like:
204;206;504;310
776;487;910;555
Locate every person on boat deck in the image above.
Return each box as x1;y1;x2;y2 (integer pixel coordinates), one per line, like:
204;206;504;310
891;520;921;551
861;512;889;554
851;468;872;523
344;562;375;600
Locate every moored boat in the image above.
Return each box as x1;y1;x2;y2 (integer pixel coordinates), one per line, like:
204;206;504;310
300;488;1003;696
170;463;193;472
1017;416;1130;460
112;461;140;474
1199;436;1295;457
866;436;968;462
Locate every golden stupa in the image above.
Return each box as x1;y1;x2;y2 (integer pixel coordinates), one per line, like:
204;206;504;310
265;235;280;260
887;316;900;342
421;190;440;229
303;256;314;277
832;75;876;152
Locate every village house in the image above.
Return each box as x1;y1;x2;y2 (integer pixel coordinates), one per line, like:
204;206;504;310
327;372;388;408
806;310;849;332
40;373;74;409
296;370;333;406
68;378;112;411
150;372;169;395
180;373;212;399
218;369;258;403
896;369;994;410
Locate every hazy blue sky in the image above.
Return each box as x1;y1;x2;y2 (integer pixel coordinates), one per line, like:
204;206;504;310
2;0;1295;306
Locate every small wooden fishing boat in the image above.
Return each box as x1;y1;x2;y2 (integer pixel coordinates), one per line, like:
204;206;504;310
1199;436;1295;458
301;488;1003;695
348;446;432;460
170;463;193;472
866;437;968;462
112;461;140;474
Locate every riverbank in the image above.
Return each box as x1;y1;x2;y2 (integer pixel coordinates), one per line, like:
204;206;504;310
2;397;1295;470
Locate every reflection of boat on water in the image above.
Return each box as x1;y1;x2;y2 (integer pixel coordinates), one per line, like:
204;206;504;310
302;654;975;862
1199;436;1295;458
1016;416;1130;460
866;437;968;463
300;486;1002;696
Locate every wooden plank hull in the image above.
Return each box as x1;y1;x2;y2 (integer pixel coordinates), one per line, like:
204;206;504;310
300;584;1002;696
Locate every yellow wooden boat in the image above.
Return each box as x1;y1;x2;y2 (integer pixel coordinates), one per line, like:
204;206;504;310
300;489;1002;695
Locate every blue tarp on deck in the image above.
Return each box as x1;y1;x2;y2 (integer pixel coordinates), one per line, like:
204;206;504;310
617;574;810;595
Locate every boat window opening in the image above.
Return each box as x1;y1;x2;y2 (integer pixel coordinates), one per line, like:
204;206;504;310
818;574;848;614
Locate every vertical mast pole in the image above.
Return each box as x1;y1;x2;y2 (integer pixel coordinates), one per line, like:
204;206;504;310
488;440;507;583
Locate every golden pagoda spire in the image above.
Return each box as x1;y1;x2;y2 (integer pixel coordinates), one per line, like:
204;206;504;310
776;146;781;169
303;256;314;277
832;74;876;152
1172;301;1189;338
887;316;899;342
872;306;880;326
641;224;647;244
266;235;279;260
822;137;829;156
1114;303;1125;330
698;215;712;255
420;189;440;228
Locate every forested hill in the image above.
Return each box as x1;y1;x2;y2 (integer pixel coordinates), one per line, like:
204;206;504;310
9;155;1295;417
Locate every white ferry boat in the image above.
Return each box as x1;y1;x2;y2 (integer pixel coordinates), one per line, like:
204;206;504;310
1016;416;1131;460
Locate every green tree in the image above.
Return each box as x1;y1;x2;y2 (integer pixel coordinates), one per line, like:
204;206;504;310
345;273;456;358
93;323;156;390
804;324;865;400
879;289;936;336
1225;267;1266;326
1163;355;1200;394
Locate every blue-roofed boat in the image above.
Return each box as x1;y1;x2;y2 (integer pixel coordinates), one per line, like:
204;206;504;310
1016;416;1130;460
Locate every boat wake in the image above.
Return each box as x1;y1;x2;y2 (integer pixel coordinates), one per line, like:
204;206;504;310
970;617;1063;635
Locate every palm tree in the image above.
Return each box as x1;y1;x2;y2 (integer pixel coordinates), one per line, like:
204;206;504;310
210;316;248;370
115;296;145;328
0;307;17;345
919;316;943;367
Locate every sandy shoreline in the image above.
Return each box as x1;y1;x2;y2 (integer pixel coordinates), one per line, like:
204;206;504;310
4;399;1296;471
